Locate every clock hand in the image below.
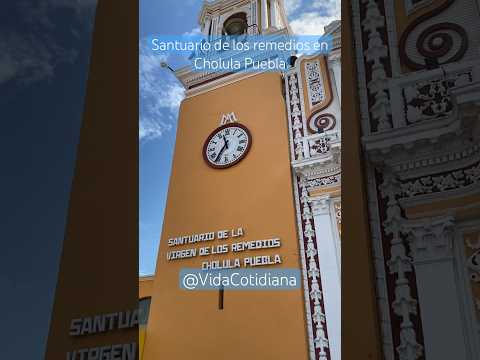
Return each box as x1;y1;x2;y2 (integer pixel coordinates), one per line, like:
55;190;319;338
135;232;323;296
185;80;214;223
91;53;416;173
214;140;227;162
223;135;229;150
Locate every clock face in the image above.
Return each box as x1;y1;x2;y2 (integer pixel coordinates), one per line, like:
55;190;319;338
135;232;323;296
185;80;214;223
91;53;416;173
203;123;252;169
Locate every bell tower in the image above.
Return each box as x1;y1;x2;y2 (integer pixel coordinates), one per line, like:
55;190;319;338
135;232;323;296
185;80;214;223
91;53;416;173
140;1;341;360
175;0;292;97
199;0;291;39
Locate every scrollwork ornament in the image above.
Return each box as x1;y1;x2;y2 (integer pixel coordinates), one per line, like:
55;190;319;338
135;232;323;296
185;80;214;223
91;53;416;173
466;234;480;282
309;113;336;134
399;0;468;70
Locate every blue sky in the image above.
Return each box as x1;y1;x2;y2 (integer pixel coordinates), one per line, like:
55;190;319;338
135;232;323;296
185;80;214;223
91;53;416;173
139;0;340;276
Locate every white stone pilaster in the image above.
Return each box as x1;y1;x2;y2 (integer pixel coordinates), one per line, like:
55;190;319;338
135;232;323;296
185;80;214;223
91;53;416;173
251;0;258;34
311;195;341;360
404;216;468;360
211;16;219;38
203;17;212;38
261;0;269;30
269;0;278;29
330;59;341;103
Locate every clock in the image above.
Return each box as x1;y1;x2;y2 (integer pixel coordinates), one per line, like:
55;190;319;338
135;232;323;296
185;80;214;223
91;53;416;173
203;123;252;169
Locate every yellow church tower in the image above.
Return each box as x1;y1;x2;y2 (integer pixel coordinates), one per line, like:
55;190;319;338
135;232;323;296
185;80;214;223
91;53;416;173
140;2;341;360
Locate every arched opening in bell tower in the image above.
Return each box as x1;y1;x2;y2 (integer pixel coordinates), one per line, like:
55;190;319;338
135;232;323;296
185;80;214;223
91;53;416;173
222;12;248;35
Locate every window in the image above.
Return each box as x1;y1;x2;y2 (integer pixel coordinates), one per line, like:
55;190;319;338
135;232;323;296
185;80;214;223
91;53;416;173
139;297;152;326
222;12;248;36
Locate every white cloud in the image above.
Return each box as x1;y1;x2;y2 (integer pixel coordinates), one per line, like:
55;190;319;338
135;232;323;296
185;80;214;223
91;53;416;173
139;117;173;143
183;27;202;36
0;0;97;86
312;0;339;13
289;0;339;35
290;12;335;35
0;29;78;86
284;0;302;15
139;41;185;143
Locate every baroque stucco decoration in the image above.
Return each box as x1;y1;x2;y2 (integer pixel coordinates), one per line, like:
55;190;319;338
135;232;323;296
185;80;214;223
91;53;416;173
352;0;480;358
285;36;341;359
399;0;469;71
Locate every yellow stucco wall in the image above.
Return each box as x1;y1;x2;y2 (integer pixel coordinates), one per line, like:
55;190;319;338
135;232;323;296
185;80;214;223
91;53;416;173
139;276;154;299
142;71;309;360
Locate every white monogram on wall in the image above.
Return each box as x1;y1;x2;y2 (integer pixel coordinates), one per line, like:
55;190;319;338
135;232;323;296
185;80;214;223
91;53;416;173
219;112;238;126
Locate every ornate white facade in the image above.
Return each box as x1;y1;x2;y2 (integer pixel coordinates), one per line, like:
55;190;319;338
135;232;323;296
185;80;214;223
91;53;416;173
284;21;342;360
350;0;480;359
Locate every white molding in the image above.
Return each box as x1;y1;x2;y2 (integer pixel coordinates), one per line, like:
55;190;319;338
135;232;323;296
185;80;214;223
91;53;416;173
364;164;395;360
310;195;331;216
400;184;480;213
182;71;263;99
403;215;455;263
311;194;341;360
350;0;373;136
329;197;341;277
291;171;317;360
384;1;401;76
392;144;480;180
